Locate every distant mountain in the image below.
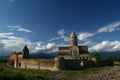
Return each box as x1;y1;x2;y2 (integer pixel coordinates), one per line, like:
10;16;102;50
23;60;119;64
1;51;120;60
30;53;57;59
90;51;120;58
0;56;9;60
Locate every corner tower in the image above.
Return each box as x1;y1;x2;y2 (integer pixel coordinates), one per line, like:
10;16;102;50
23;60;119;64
22;45;29;58
70;31;78;46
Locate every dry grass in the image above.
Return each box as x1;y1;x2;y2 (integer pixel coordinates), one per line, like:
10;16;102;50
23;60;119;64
0;60;113;80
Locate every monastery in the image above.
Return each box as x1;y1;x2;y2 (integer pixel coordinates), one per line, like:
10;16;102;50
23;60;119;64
7;32;113;71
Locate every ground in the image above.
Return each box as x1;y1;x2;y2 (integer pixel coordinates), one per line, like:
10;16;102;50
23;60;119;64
0;60;120;80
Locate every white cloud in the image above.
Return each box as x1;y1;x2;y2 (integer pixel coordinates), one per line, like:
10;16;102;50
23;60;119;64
46;43;58;53
0;37;58;55
78;21;120;41
58;29;69;41
0;32;33;54
89;41;120;52
1;21;120;55
79;40;94;46
58;29;65;35
32;42;58;53
97;21;120;33
46;43;56;49
49;29;69;42
78;32;95;40
49;37;60;42
0;26;58;55
31;42;46;53
0;32;25;41
7;25;33;33
0;32;14;38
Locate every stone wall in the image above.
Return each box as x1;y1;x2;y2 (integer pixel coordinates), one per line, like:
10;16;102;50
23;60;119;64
17;57;94;71
95;60;113;67
8;53;113;71
18;59;55;71
64;60;81;70
17;58;113;71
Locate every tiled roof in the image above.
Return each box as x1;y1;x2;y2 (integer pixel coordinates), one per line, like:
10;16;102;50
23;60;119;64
10;51;23;56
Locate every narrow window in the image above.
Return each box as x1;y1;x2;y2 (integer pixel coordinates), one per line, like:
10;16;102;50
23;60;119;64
19;62;21;67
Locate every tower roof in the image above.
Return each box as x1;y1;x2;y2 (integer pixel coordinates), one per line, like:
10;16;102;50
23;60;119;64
22;45;29;51
70;31;76;37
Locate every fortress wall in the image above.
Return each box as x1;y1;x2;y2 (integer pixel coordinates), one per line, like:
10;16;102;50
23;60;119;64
96;60;113;67
20;59;38;69
80;60;95;69
64;60;81;70
19;59;55;71
38;59;55;71
64;60;95;70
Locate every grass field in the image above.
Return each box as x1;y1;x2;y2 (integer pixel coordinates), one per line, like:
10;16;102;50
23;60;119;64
0;60;112;80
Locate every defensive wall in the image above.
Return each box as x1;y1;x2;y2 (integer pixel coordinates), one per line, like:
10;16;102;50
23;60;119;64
15;57;112;71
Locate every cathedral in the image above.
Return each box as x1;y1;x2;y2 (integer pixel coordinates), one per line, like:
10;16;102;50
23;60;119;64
58;32;90;60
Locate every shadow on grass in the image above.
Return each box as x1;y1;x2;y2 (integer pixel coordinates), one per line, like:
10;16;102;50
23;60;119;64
0;68;4;72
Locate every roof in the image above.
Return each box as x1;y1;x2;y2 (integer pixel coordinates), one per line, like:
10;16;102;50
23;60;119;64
70;31;76;37
10;52;23;56
22;45;29;51
59;46;70;50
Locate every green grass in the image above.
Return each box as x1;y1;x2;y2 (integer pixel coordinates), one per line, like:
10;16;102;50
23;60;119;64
0;60;112;80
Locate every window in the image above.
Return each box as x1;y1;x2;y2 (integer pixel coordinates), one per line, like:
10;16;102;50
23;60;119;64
19;62;21;67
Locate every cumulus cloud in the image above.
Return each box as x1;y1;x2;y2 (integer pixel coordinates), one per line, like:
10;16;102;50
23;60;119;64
89;41;120;52
0;26;57;55
31;42;46;53
46;43;56;49
32;42;58;53
49;29;69;41
7;25;33;33
0;36;58;55
0;32;33;55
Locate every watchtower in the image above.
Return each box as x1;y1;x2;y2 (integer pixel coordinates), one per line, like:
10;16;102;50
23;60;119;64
70;31;78;46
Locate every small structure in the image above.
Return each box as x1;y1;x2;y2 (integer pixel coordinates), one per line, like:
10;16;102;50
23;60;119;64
7;32;113;71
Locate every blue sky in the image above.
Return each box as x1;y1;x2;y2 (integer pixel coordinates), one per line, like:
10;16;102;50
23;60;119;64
0;0;120;55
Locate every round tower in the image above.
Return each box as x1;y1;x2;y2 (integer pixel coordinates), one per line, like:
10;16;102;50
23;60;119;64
70;31;78;46
54;57;65;71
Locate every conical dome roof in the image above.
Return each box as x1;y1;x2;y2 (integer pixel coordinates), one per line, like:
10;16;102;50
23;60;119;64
22;45;29;51
70;31;76;37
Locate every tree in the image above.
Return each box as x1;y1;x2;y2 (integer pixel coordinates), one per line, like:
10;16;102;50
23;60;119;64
92;52;102;60
37;55;43;59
